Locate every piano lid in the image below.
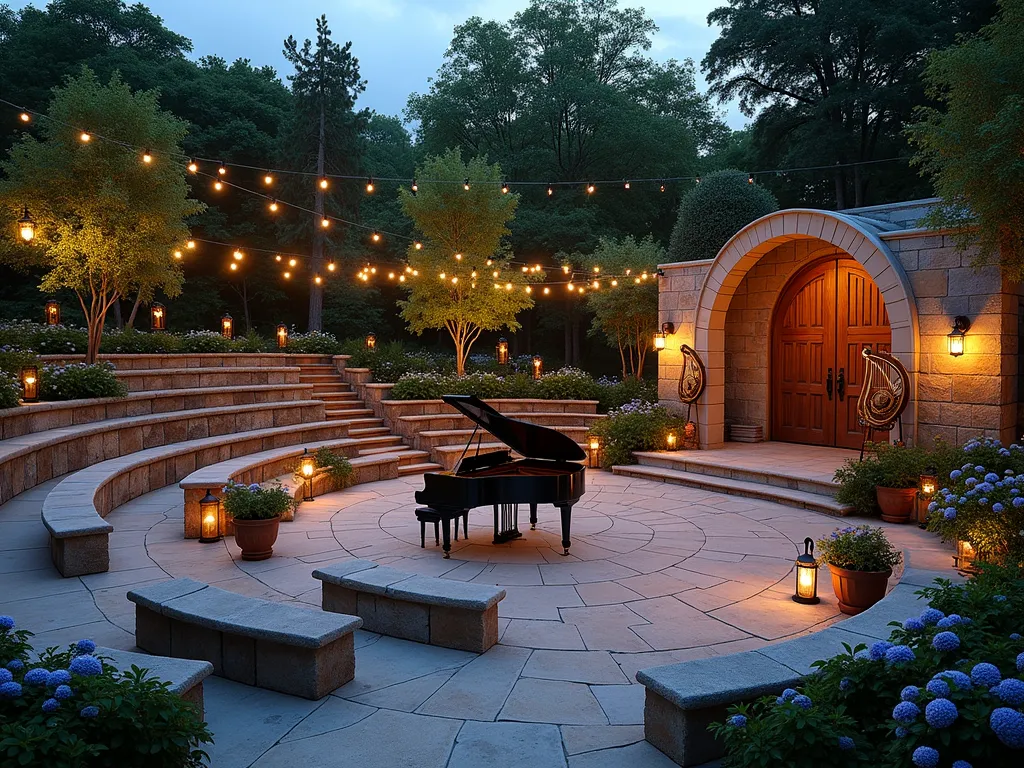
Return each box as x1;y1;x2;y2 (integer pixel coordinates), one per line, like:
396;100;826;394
442;394;587;463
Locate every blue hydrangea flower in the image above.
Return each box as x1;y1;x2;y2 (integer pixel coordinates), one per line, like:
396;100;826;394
993;595;1007;602
885;645;916;665
985;472;999;483
1014;497;1024;508
792;694;812;709
23;668;49;685
5;660;23;672
950;469;963;480
41;697;60;713
901;685;920;701
870;641;894;660
1010;633;1022;641
921;608;945;626
975;464;986;471
838;736;854;751
74;639;96;656
79;705;99;718
903;617;925;631
993;679;1024;706
925;698;958;728
965;477;978;487
927;501;938;513
993;503;1005;513
935;670;973;690
893;701;920;724
990;707;1024;749
775;696;785;704
0;616;13;631
937;614;963;628
944;508;957;520
951;761;972;768
971;663;1001;687
854;649;872;661
69;656;102;677
0;681;22;698
727;714;747;728
933;632;961;652
895;726;908;738
1018;652;1024;672
54;684;73;700
912;746;940;768
840;677;852;691
926;679;950;697
47;669;71;687
0;669;11;685
781;688;797;701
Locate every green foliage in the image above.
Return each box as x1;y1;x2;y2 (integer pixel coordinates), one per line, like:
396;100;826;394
667;170;778;263
835;442;932;514
589;401;688;467
909;0;1024;279
534;368;602;401
0;375;20;409
288;331;342;355
0;321;89;356
342;340;455;382
817;525;903;572
179;331;236;353
0;347;38;377
40;362;126;401
222;480;294;521
100;328;183;354
233;330;268;353
313;448;354;486
594;376;658;412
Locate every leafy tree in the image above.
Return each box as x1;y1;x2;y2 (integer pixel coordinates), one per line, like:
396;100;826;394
909;0;1024;278
0;69;201;361
668;170;779;263
582;236;661;379
399;150;533;376
703;0;997;209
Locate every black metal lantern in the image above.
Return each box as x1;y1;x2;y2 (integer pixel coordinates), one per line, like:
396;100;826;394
917;466;938;528
586;435;602;468
44;300;60;326
20;366;39;403
17;207;35;242
150;302;166;331
220;313;233;340
365;332;376;351
276;323;288;349
532;355;543;380
948;316;970;357
198;490;222;543
654;322;674;351
793;537;820;604
496;337;509;365
300;449;315;502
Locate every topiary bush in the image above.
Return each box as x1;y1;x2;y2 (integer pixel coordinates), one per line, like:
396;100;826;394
588;400;688;466
667;169;778;262
39;362;126;401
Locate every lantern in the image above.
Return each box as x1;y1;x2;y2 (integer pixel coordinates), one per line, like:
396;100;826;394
44;300;60;326
666;432;678;451
532;355;543;380
948;316;970;357
300;450;315;502
792;537;819;604
365;332;376;351
916;466;937;527
17;207;34;242
20;366;39;403
150;302;166;331
496;337;509;365
276;323;288;348
653;331;666;350
221;313;233;339
198;490;222;543
953;539;979;573
586;435;602;469
654;321;674;351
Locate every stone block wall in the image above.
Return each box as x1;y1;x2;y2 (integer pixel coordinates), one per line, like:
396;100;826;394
657;260;713;405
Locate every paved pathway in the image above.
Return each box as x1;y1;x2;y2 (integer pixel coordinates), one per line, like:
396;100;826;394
0;470;952;767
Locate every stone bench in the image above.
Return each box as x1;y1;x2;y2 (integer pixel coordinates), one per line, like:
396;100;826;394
98;646;213;718
313;559;504;653
127;578;362;700
636;568;956;766
42;419;350;577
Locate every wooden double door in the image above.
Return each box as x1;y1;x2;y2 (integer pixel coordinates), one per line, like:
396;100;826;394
771;256;891;449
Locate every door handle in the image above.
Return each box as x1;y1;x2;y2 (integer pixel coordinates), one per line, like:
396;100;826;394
837;368;846;401
825;368;833;400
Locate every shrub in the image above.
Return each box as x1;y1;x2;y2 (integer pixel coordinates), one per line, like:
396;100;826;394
0;321;91;355
0;346;39;377
595;375;658;411
535;367;602;401
39;362;126;401
101;327;183;354
0;374;20;409
0;617;212;766
289;330;342;355
179;330;235;353
307;447;354;487
817;525;903;572
835;442;934;515
589;400;687;466
222;480;294;520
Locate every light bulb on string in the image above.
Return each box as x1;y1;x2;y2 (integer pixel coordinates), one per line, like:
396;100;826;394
439;272;446;280
660;182;666;193
289;258;297;267
547;183;553;197
525;286;532;294
492;270;499;278
142;149;152;164
19;112;30;123
213;180;223;191
454;253;462;261
451;276;459;285
268;200;279;212
522;266;528;273
567;283;575;292
79;130;91;143
370;267;377;274
371;232;381;243
592;280;599;289
217;162;226;176
505;283;512;291
314;275;322;285
623;180;630;190
562;265;570;274
695;176;701;184
388;272;395;279
543;287;550;295
471;270;478;279
186;240;196;250
327;261;336;272
412;270;419;276
264;172;274;185
187;160;198;173
635;277;641;284
365;177;375;194
748;174;755;184
321;218;330;228
414;241;422;250
463;178;471;191
586;182;595;194
593;265;600;273
275;254;282;262
486;259;493;266
283;271;291;279
233;250;244;261
230;262;238;271
399;275;406;282
410;178;418;194
173;250;183;260
611;279;618;286
319;178;328;190
501;180;510;194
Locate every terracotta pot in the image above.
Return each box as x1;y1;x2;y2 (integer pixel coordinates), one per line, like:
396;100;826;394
231;516;281;561
876;486;917;524
830;565;892;615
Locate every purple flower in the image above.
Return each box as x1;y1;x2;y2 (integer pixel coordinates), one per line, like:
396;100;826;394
935;670;973;691
885;645;915;665
727;714;747;728
993;679;1024;706
926;679;950;697
838;736;854;750
920;608;945;626
0;616;13;631
47;669;71;687
912;746;939;768
971;663;1001;687
24;667;49;685
870;640;894;660
54;684;73;700
925;698;958;728
74;639;96;656
69;655;102;677
893;701;920;724
0;681;22;698
0;669;11;685
901;685;920;701
41;697;60;713
990;707;1024;749
792;694;812;709
904;617;925;631
933;632;961;652
79;705;99;718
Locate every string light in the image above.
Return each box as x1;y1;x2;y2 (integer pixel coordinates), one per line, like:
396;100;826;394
411;178;418;194
463;178;471;191
501;180;509;194
748;174;754;184
319;178;329;190
79;131;91;142
695;176;701;184
371;232;381;242
275;254;282;262
543;287;550;295
592;280;599;289
439;272;446;279
283;271;291;279
327;261;336;272
486;259;493;266
233;250;244;261
230;262;238;271
660;182;666;193
365;177;375;193
567;283;575;291
611;279;618;286
321;218;330;228
142;149;152;164
593;265;600;273
414;241;422;250
505;282;512;291
288;258;297;267
19;112;30;123
314;275;322;285
623;180;630;190
399;275;406;282
492;270;499;278
186;240;196;249
264;172;274;185
213;180;224;191
547;183;554;197
187;160;198;173
173;250;183;260
586;182;595;194
218;162;226;176
454;253;462;261
525;286;532;293
268;200;279;212
562;265;571;274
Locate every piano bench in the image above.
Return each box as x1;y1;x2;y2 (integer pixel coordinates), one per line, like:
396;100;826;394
415;507;467;548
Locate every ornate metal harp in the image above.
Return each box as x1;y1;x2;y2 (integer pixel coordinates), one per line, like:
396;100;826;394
677;344;707;449
857;347;910;454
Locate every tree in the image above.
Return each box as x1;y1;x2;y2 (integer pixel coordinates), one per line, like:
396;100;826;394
668;170;779;263
909;0;1024;278
582;236;661;379
0;69;201;361
399;150;534;376
282;15;367;331
703;0;997;209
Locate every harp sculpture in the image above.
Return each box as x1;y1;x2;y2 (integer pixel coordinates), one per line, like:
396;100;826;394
857;346;911;458
677;344;707;449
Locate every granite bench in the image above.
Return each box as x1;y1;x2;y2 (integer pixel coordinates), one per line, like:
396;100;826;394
313;559;505;653
128;578;363;700
98;646;213;718
636;568;956;766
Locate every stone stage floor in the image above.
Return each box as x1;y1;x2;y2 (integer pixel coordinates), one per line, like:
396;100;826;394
0;470;952;767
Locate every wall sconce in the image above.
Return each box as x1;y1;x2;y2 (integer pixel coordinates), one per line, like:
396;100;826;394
276;323;288;349
44;300;60;326
792;537;820;604
221;313;233;340
17;207;35;242
586;435;602;468
150;302;166;331
198;490;222;543
365;332;376;351
654;322;674;351
300;450;315;502
948;316;970;357
20;366;39;403
496;337;509;365
532;355;543;380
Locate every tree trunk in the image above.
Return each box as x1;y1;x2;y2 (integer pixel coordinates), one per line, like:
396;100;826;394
308;101;327;331
77;280;117;364
113;300;123;330
241;278;251;334
125;293;142;329
618;337;627;379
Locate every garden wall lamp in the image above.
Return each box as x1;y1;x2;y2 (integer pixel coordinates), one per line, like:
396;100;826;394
496;337;509;365
532;355;543;379
276;324;288;349
17;207;34;242
221;314;233;340
948;316;970;356
793;537;820;604
300;450;315;502
365;332;376;351
587;435;602;468
654;322;675;351
150;303;166;331
20;366;38;403
198;490;222;543
917;467;938;528
44;300;60;326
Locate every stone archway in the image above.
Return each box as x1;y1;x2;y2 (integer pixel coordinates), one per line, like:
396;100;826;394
692;209;919;448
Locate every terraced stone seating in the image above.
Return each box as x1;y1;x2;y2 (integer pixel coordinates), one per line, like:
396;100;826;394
42;420;350;576
313;559;505;653
128;578;362;700
98;646;213;718
636;568;951;766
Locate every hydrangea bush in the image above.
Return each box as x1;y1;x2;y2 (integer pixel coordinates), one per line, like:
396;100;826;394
713;564;1024;767
0;373;19;410
0;616;211;765
0;320;89;355
39;362;126;401
588;400;688;467
287;330;342;355
179;329;237;353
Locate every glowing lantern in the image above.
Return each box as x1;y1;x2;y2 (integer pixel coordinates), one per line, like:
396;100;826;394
948;316;970;357
496;337;509;365
17;207;34;242
150;302;166;331
44;300;60;326
532;355;543;380
653;331;666;350
792;537;820;604
666;432;678;450
300;450;315;502
221;314;233;339
365;332;376;351
586;435;602;469
198;490;222;543
277;323;288;349
21;366;39;403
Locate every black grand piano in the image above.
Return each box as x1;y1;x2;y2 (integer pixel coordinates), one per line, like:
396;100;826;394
414;394;587;558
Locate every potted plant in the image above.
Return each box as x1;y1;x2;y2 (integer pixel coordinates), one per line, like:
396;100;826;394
835;442;924;523
222;480;294;561
817;525;902;615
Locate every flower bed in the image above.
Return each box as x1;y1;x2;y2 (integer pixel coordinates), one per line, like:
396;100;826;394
588;399;688;465
40;361;127;401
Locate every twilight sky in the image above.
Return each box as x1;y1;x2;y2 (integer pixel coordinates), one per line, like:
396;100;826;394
13;0;746;129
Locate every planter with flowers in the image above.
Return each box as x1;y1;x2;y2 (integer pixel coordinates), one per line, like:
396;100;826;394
222;480;294;560
835;442;928;522
817;525;902;615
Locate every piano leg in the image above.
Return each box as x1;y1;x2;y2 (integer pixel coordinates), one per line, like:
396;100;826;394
529;503;538;530
441;515;452;559
557;503;573;556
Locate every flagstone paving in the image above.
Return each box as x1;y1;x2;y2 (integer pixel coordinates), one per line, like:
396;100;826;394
0;470;952;767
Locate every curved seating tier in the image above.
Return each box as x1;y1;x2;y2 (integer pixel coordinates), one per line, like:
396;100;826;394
38;352;340;370
114;366;301;392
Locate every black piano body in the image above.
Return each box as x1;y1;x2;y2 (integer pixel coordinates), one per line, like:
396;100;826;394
414;394;586;558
